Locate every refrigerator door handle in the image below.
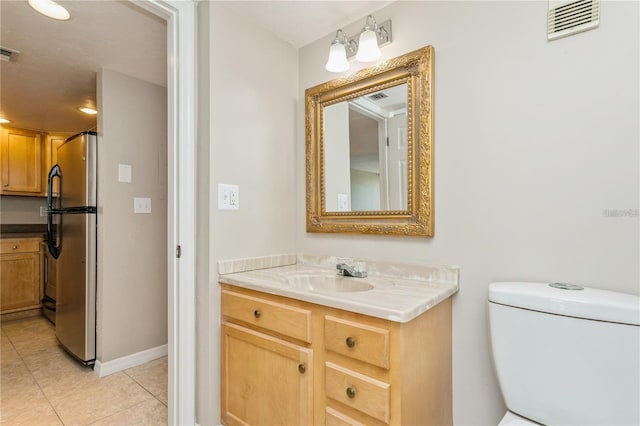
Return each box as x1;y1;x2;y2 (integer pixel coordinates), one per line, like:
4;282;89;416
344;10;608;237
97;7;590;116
47;165;62;259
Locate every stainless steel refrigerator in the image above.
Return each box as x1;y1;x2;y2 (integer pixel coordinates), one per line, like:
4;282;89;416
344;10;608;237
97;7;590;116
46;131;97;365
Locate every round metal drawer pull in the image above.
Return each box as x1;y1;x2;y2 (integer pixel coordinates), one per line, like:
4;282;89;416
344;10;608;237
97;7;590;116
298;363;306;374
346;387;356;398
253;309;261;318
12;245;18;249
345;336;355;348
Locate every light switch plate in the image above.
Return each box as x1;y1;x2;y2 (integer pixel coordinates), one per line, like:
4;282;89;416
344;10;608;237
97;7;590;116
119;164;132;183
134;197;151;213
218;184;239;210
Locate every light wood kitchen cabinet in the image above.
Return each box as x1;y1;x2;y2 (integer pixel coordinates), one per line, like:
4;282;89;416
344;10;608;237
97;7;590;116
44;133;72;196
220;284;452;426
0;126;43;195
0;238;42;313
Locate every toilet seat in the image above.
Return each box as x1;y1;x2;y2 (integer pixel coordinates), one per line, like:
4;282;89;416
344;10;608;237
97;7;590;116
498;411;542;425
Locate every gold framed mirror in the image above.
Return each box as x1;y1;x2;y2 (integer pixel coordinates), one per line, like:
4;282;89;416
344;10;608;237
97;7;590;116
305;45;434;236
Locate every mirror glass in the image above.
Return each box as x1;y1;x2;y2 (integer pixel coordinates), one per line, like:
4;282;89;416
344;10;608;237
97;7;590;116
323;83;408;212
305;46;434;237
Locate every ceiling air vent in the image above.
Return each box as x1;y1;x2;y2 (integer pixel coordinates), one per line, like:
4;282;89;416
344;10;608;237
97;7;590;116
368;92;388;101
548;0;600;41
0;46;20;62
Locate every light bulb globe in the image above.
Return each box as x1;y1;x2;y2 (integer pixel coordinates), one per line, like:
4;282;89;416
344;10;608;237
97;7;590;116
325;42;349;73
355;29;381;62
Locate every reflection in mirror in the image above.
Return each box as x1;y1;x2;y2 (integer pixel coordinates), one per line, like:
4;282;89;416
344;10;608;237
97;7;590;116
306;45;434;236
324;84;408;212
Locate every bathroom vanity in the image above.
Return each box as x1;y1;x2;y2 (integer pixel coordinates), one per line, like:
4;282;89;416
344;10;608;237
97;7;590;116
219;255;458;426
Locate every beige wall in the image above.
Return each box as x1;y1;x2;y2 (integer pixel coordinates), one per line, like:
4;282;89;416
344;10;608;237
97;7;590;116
297;2;639;425
0;197;46;224
197;3;299;424
96;68;168;362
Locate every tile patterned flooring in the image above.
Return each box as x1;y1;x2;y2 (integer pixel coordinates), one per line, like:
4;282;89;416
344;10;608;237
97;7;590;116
0;316;167;425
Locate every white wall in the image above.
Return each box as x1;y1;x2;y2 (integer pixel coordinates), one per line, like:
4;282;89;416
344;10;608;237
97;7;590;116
96;68;168;362
197;3;299;424
297;1;639;425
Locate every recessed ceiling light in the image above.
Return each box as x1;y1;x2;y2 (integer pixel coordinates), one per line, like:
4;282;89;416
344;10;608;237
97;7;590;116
28;0;70;21
79;107;98;115
0;118;11;124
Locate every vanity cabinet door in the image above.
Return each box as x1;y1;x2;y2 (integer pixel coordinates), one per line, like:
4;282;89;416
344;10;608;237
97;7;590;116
221;322;313;426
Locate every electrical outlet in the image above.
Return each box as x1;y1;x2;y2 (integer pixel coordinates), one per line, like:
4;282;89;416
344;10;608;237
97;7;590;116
40;206;47;217
218;184;239;210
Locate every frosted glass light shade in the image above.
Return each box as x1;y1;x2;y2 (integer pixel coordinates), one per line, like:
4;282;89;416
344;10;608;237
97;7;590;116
355;29;381;62
28;0;70;20
325;42;349;73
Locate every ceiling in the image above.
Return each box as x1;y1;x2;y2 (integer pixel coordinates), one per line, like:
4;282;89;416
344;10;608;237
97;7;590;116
0;0;392;133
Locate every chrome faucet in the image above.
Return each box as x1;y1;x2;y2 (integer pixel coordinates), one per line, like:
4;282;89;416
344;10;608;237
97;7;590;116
336;262;367;278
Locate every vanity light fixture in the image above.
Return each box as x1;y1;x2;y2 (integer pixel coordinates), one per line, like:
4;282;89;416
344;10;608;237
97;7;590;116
28;0;70;21
325;14;392;73
325;30;357;73
78;107;98;115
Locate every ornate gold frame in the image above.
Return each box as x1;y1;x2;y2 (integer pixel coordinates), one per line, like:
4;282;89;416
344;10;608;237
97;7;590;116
305;45;434;236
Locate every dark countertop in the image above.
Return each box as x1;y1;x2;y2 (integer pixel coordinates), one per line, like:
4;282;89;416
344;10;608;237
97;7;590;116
1;224;49;239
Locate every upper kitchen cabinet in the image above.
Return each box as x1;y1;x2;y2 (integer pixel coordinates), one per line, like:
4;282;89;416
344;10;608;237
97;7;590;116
45;133;72;197
0;126;43;196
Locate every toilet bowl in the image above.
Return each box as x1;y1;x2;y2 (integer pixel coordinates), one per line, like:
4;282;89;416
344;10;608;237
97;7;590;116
498;411;540;425
488;282;640;425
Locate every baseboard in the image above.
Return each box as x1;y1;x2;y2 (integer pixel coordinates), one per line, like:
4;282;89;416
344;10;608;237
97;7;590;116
94;343;168;378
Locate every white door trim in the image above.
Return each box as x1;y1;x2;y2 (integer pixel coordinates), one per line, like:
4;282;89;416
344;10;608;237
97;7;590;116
130;1;196;424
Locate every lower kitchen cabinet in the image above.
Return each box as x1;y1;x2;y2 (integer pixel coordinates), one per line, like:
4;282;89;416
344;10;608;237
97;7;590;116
220;284;453;426
221;322;314;426
0;238;41;313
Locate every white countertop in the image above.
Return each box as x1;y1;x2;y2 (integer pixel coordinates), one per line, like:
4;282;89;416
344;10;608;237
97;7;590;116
217;254;459;323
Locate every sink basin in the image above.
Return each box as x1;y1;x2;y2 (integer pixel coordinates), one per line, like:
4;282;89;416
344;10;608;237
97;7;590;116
285;274;374;293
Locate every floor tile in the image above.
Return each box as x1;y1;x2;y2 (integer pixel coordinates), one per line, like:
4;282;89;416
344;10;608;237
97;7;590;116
1;317;59;357
0;359;62;426
125;356;167;399
50;373;153;425
1;358;34;392
0;317;168;425
89;398;167;426
22;345;96;391
0;332;20;365
0;396;62;426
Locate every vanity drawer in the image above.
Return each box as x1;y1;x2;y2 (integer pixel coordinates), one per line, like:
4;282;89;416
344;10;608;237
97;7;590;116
324;316;390;369
0;239;40;254
325;407;368;426
325;362;390;424
222;290;312;343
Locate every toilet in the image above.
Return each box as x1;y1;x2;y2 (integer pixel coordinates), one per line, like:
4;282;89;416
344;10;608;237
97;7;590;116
488;282;640;425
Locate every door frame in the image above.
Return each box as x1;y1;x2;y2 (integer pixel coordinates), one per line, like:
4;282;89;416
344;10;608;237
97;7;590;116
131;1;196;424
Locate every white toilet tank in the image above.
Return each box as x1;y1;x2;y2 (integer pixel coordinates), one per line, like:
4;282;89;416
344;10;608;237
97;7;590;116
489;282;640;425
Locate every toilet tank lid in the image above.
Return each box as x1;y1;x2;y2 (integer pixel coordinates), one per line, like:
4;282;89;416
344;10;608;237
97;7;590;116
489;282;640;325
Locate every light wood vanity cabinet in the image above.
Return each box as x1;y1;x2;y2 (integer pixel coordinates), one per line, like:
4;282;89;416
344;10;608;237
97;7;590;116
0;238;42;313
221;284;453;426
